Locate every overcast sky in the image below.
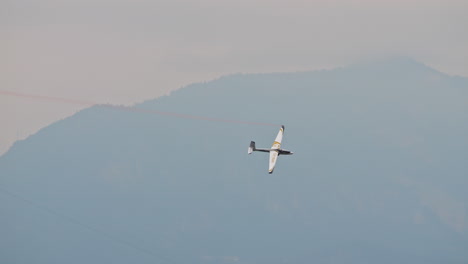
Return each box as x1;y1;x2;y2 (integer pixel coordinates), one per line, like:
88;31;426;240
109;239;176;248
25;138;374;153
1;0;467;155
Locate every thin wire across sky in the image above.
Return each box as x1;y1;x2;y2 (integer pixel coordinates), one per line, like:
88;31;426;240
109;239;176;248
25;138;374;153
1;90;280;127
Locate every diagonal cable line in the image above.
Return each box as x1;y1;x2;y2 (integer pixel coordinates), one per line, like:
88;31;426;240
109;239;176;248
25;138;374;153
1;90;280;127
0;187;180;264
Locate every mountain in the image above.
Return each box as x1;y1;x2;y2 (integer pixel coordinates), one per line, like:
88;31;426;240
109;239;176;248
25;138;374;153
1;57;467;264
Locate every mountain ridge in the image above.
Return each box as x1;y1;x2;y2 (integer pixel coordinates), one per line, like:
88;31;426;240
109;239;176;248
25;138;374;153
2;56;466;159
1;57;467;264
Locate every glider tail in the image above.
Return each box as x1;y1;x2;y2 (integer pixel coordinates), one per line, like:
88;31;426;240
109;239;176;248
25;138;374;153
248;141;256;154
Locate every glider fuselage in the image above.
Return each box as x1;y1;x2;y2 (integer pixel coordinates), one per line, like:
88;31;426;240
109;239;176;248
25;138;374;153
248;125;293;174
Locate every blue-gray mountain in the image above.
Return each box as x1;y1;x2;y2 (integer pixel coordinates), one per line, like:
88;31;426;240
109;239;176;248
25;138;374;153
1;58;467;264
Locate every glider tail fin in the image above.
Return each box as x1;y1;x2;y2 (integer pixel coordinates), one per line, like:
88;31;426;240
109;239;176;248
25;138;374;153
248;141;256;154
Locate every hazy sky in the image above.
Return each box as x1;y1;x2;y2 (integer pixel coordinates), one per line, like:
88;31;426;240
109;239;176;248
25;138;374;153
1;0;467;155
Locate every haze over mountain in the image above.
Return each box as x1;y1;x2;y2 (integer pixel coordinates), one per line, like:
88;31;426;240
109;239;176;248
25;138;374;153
1;58;467;264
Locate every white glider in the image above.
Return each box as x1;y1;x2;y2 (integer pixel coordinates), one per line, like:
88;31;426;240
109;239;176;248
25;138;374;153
248;125;293;174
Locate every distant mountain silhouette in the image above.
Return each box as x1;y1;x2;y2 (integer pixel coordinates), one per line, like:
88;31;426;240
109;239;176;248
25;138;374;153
1;57;467;264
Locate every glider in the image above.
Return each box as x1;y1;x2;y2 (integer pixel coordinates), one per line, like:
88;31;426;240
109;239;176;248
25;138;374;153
248;125;293;174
